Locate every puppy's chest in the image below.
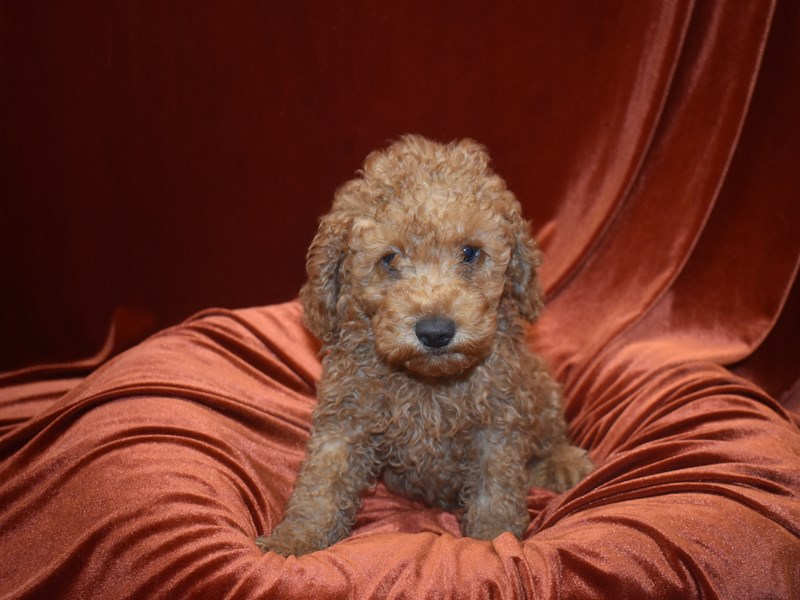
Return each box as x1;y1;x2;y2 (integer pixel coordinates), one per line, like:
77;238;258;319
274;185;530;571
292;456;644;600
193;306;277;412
375;384;478;469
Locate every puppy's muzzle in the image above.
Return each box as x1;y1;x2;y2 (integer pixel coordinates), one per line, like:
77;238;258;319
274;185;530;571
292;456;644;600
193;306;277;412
415;318;456;349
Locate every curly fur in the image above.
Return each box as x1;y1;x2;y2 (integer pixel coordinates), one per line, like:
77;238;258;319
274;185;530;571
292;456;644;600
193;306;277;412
257;135;593;556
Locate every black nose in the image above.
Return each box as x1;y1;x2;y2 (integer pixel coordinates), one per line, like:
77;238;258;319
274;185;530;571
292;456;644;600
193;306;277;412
415;318;456;349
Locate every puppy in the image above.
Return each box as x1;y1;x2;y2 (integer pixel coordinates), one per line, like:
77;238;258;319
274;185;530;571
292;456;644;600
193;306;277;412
257;135;593;556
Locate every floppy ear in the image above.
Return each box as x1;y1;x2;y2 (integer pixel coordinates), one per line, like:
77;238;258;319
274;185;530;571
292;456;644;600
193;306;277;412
299;174;372;342
505;211;545;322
454;137;544;320
299;210;350;343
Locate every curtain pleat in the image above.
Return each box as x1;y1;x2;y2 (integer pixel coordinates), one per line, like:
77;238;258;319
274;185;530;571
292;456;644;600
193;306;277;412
1;2;798;597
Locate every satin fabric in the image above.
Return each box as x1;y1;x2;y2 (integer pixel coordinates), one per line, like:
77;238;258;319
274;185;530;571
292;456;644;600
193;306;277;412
2;0;800;598
1;302;798;598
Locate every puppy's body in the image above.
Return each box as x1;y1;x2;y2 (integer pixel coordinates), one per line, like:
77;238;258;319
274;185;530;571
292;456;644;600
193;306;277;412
257;135;593;556
320;318;554;509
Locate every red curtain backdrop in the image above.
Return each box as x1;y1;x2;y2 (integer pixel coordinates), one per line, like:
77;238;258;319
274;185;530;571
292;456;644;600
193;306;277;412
1;1;799;598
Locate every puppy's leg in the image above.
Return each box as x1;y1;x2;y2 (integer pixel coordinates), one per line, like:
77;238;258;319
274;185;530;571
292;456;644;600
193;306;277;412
256;430;378;556
461;429;531;540
526;370;594;493
529;441;593;493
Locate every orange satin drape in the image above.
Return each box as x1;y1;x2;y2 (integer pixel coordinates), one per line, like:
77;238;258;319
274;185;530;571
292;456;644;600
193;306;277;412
1;1;798;598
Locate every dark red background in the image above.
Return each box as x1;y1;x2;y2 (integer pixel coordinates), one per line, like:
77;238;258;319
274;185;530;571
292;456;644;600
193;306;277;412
1;4;800;596
2;2;798;386
0;2;631;369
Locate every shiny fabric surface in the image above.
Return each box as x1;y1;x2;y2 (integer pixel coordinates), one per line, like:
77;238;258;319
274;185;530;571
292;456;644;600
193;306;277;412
1;302;798;598
2;1;800;598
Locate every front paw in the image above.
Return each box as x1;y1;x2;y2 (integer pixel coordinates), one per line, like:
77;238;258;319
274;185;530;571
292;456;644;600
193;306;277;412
462;502;530;541
462;520;527;541
255;520;331;557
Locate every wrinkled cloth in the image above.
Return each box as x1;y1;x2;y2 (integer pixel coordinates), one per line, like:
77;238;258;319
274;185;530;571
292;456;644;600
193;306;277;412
1;302;799;598
2;0;800;597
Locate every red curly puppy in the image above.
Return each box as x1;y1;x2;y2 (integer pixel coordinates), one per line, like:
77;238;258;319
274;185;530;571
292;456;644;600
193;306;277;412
257;135;593;556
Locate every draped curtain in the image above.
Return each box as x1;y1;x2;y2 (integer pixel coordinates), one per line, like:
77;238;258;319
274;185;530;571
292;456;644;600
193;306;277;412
1;1;798;598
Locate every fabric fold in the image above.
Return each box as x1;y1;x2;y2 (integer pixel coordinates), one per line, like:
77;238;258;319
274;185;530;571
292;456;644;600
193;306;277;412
1;1;799;597
1;303;799;598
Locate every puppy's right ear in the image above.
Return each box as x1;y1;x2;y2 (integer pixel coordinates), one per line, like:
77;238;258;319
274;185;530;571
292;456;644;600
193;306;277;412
299;209;350;343
301;175;372;342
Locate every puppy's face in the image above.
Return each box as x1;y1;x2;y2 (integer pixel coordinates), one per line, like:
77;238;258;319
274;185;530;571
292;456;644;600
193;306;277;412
348;197;513;377
300;135;543;378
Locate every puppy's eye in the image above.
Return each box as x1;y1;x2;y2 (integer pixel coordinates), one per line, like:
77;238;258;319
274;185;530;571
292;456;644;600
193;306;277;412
461;246;481;264
381;252;398;272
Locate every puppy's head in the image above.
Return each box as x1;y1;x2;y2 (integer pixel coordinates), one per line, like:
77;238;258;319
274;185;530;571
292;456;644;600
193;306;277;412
300;134;543;377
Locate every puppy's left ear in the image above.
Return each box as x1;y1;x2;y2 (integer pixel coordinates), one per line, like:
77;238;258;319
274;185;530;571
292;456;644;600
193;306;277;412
505;210;545;322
